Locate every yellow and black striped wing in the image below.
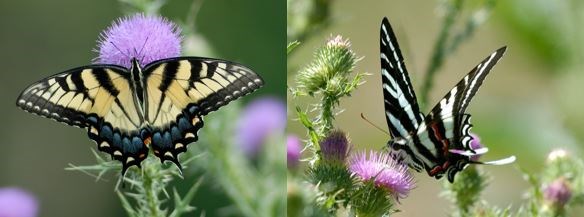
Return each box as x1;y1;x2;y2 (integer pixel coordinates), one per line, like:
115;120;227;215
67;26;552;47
142;57;264;166
16;66;149;173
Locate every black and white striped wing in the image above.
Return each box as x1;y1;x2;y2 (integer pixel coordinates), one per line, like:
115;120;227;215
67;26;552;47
380;17;425;140
16;66;149;172
142;57;264;167
424;47;506;150
420;47;507;182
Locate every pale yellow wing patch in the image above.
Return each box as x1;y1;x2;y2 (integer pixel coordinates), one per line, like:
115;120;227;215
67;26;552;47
145;74;186;127
17;67;143;130
143;58;264;126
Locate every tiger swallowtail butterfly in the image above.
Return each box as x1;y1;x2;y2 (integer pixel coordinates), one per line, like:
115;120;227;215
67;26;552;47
17;57;264;175
379;17;515;182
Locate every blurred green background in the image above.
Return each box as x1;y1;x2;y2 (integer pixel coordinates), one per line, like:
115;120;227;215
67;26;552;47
288;0;584;216
0;0;284;216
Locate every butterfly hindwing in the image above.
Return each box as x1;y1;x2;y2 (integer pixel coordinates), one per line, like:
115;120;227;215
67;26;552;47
142;57;264;166
417;48;506;182
17;66;149;173
425;47;506;150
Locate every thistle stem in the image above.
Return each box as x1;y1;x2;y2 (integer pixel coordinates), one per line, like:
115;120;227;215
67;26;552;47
420;0;463;109
142;161;162;217
319;94;336;136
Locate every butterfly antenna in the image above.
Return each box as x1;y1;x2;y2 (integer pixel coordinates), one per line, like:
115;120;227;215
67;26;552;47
137;36;150;64
110;42;131;62
360;113;391;136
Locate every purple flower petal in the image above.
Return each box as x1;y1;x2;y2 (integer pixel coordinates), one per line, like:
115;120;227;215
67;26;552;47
320;130;349;164
0;187;38;217
469;133;482;150
236;97;286;157
287;135;302;168
543;178;572;207
349;151;415;200
470;133;484;161
95;13;182;68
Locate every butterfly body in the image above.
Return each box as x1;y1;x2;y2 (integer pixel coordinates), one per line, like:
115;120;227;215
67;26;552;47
380;17;514;182
17;57;264;174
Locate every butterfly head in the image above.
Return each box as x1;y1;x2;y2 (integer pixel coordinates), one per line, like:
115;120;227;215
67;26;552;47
130;58;141;69
129;58;145;81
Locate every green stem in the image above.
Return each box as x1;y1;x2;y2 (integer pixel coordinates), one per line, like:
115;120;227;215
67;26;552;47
319;94;336;136
420;0;463;109
143;163;161;217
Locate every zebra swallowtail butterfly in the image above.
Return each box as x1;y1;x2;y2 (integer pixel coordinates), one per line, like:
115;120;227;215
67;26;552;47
380;17;515;182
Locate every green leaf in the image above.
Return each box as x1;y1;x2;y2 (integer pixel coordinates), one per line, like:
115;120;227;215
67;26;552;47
117;191;138;217
287;41;300;54
296;106;320;149
169;177;203;217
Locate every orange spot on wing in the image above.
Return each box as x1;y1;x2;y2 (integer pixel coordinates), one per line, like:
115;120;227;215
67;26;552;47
430;123;451;155
442;161;450;169
430;161;452;176
441;139;450;155
430;123;443;140
429;166;442;176
144;137;152;146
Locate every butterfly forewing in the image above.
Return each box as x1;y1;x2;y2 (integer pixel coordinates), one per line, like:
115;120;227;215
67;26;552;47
380;17;430;171
142;57;264;166
380;17;425;140
16;66;149;172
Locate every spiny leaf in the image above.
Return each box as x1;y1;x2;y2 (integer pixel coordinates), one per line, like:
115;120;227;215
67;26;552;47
287;41;301;54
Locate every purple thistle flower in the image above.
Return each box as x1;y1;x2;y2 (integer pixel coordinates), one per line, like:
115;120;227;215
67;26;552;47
543;178;572;207
349;151;415;200
236;97;286;157
287;135;302;168
469;133;484;161
0;187;38;217
320;130;349;164
95;13;182;68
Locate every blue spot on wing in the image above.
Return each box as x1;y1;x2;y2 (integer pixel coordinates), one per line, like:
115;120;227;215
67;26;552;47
149;108;204;166
152;132;163;146
171;126;181;141
178;117;190;131
132;137;143;147
101;125;113;139
187;105;199;114
122;137;131;152
87;116;99;125
85;115;149;176
113;133;122;149
162;131;172;148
